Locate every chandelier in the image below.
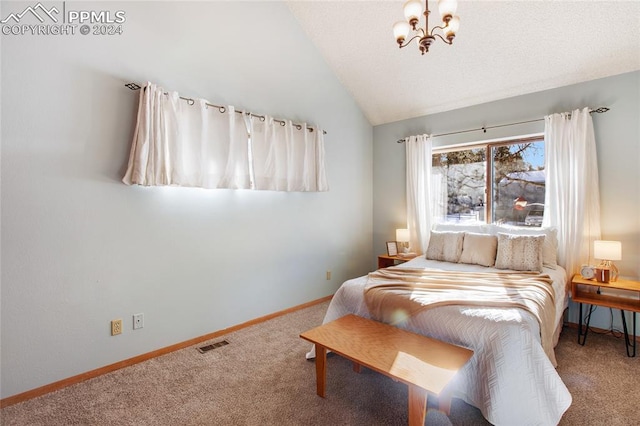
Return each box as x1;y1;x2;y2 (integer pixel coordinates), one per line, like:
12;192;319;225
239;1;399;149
393;0;460;55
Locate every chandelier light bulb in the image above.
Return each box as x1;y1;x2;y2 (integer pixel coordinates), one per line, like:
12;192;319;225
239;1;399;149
403;0;425;24
393;21;411;43
438;0;458;21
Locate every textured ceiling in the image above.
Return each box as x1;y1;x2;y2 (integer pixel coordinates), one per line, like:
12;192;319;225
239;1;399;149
287;1;640;126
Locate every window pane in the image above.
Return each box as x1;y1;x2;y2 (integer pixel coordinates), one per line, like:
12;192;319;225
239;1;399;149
492;140;545;226
432;148;486;223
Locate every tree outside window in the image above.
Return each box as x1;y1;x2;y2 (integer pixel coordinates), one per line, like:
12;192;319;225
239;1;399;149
432;137;545;227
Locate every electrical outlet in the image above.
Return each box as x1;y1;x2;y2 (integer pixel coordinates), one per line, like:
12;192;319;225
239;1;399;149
111;319;122;336
326;270;331;280
133;313;144;330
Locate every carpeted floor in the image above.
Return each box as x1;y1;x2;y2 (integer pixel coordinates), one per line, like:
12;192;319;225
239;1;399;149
1;300;638;425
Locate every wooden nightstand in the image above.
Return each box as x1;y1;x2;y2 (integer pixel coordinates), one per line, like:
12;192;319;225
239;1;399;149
571;274;640;357
378;254;417;269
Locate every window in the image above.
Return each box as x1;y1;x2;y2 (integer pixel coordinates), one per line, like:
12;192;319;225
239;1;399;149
431;136;545;227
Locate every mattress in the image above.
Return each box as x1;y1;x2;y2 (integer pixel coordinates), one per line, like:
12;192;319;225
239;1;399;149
307;256;572;426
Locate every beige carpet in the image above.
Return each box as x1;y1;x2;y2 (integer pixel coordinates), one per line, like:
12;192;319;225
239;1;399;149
2;301;638;425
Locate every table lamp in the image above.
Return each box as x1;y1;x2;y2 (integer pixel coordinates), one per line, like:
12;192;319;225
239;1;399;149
593;240;621;282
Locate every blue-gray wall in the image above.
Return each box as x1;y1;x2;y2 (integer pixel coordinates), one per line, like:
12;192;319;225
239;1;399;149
373;71;640;335
1;1;373;399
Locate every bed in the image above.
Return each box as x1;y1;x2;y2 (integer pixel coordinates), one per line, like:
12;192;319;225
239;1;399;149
307;225;572;426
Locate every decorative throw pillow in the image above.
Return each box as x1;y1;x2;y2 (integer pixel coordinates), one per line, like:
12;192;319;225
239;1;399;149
459;232;498;267
425;231;465;263
489;225;558;269
495;233;545;272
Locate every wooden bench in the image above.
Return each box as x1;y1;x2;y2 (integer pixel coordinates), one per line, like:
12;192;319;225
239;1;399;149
300;314;473;425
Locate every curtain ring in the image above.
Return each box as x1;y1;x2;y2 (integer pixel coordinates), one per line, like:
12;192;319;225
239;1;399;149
218;106;226;113
279;121;285;127
187;98;195;106
295;124;302;130
260;116;265;122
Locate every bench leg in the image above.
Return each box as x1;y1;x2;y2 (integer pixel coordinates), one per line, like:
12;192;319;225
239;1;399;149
408;384;427;426
315;344;326;397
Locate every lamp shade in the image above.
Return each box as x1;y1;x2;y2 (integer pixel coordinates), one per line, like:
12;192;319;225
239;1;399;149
445;15;460;35
396;228;410;243
594;240;622;261
438;0;458;20
393;21;411;42
403;0;424;22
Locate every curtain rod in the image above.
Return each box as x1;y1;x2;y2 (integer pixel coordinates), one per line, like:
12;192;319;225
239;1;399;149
124;83;327;135
395;107;610;143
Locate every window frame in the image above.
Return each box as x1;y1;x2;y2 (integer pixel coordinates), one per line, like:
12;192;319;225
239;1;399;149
432;134;545;225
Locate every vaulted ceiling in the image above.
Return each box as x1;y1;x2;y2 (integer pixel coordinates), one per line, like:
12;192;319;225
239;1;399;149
287;1;640;126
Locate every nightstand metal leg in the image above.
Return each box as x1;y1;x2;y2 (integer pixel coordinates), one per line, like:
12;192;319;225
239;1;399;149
577;303;592;346
621;310;636;357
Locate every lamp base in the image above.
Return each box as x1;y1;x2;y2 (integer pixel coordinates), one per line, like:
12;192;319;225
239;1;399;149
596;261;619;282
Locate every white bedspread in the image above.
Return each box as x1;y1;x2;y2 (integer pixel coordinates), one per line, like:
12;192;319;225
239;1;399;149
307;257;572;426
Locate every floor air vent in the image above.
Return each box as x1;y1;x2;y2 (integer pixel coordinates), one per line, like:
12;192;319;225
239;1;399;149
197;340;229;354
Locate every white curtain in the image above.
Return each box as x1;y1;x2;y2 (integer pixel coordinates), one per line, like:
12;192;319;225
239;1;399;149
406;134;433;254
123;82;328;192
247;116;328;191
543;107;601;278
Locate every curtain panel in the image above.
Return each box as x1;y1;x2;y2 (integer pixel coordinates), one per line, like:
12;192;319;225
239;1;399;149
405;134;433;254
246;115;328;191
543;107;601;277
122;82;328;192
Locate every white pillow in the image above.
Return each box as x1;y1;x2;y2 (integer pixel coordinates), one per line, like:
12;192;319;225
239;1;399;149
426;231;465;263
495;233;545;272
459;232;498;267
489;224;558;269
